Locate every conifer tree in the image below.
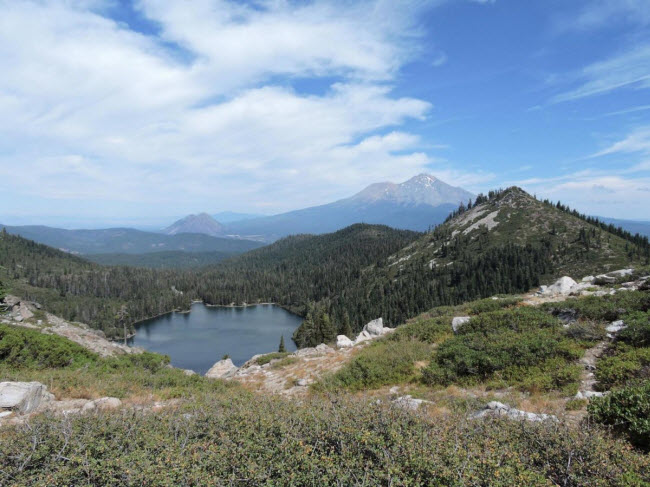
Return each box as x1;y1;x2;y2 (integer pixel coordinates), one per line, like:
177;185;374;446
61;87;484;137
341;312;353;338
320;312;337;344
278;335;286;353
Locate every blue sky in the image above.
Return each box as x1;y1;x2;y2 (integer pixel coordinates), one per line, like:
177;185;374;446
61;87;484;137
1;0;649;227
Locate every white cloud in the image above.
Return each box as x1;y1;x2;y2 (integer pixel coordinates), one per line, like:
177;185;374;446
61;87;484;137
592;126;650;157
550;44;650;103
0;0;478;220
506;126;650;219
572;0;650;30
510;172;650;220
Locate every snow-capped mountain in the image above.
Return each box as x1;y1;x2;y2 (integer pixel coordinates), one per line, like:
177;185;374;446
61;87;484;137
352;174;474;207
224;174;474;241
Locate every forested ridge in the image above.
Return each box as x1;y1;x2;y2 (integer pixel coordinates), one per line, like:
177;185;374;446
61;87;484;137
1;186;648;345
0;225;418;338
292;187;649;345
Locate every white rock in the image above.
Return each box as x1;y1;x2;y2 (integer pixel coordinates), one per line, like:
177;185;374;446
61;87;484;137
293;347;317;357
606;320;626;335
609;268;634;278
486;401;508;410
575;391;605;400
18;302;34;320
183;369;196;376
452;316;471;333
0;382;54;414
581;276;595;283
205;358;238;379
471;401;556;422
393;395;430;411
3;295;20;307
594;274;617;285
296;379;308;387
354;330;373;344
543;276;578;295
315;344;333;354
363;318;385;336
82;397;122;412
336;335;355;348
0;411;12;419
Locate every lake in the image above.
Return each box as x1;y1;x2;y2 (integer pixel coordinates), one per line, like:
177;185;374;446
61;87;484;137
129;303;302;374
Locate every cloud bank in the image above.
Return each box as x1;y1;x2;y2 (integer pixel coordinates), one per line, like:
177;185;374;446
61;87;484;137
0;0;448;219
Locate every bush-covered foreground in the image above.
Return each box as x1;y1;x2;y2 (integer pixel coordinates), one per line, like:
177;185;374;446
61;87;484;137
1;394;649;487
589;381;650;451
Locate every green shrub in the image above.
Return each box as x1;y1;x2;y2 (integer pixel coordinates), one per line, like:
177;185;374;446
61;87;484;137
595;346;650;390
563;321;606;343
423;328;580;387
457;307;561;336
388;316;451;344
543;291;650;323
618;311;650;347
318;340;431;391
501;357;581;395
0;324;97;369
589;382;650;450
254;352;289;366
467;297;522;315
270;356;299;369
566;398;588;411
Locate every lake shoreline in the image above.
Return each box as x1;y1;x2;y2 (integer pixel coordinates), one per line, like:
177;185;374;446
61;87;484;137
126;302;303;373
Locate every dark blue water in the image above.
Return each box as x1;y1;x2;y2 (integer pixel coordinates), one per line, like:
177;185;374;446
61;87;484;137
129;303;302;374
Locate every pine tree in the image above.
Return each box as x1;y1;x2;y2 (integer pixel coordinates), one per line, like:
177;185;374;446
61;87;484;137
341;311;353;338
320;312;336;344
278;335;286;353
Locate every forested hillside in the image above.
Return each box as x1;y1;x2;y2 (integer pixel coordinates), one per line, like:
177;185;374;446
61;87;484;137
85;250;238;269
0;229;190;338
2;189;648;344
0;225;418;339
191;224;419;311
292;187;650;345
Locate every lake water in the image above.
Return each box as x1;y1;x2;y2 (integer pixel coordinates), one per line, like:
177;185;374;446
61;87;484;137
129;303;302;374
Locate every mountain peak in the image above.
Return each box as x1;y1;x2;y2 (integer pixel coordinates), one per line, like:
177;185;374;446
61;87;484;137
163;213;225;237
352;173;473;207
407;173;438;186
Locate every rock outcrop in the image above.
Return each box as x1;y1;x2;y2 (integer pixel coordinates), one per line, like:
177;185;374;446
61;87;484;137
539;276;578;296
0;382;54;414
471;401;556;422
392;395;432;411
205;358;238;379
1;296;138;358
81;397;122;412
452;316;470;333
336;335;355;348
335;318;394;348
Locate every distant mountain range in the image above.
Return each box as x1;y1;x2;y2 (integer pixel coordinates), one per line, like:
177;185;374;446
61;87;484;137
4;173;647;260
164;174;474;242
0;225;263;255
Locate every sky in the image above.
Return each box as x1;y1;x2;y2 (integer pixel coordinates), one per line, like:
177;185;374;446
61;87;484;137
1;0;650;227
